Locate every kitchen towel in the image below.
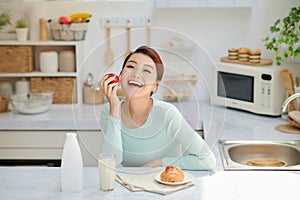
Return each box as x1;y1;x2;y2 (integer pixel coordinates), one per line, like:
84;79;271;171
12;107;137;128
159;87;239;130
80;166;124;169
116;169;195;195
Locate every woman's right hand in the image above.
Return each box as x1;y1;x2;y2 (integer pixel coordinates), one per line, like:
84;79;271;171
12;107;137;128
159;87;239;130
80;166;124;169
99;74;121;118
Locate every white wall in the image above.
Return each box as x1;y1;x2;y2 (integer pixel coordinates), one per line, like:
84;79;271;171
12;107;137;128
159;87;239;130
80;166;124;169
151;0;299;100
153;0;299;60
1;0;299;101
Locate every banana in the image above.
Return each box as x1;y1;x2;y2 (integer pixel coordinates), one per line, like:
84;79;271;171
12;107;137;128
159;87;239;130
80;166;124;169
69;13;92;21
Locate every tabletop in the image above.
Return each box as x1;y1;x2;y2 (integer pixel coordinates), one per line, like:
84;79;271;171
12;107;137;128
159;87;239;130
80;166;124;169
0;167;299;200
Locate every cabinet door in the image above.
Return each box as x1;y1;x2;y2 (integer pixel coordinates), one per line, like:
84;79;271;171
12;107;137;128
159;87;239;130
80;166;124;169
0;130;102;167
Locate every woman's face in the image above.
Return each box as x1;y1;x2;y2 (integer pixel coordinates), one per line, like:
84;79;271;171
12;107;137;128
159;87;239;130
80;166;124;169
120;53;158;99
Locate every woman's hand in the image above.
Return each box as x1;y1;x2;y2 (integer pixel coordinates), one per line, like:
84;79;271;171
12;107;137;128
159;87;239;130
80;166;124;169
142;158;162;167
100;74;121;118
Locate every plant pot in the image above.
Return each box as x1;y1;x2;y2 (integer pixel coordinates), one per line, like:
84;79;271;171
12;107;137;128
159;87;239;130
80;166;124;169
16;28;28;42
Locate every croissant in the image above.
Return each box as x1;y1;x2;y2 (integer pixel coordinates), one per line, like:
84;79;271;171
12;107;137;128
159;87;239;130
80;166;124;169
160;166;184;182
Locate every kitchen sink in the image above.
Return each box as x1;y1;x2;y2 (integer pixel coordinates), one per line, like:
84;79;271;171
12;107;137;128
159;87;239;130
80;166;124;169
218;140;300;170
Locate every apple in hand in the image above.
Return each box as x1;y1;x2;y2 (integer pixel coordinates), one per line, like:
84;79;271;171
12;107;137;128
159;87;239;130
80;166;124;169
59;16;72;24
106;73;120;89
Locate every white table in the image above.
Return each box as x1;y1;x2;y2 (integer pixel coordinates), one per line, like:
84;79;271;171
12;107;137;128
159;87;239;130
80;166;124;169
0;167;299;200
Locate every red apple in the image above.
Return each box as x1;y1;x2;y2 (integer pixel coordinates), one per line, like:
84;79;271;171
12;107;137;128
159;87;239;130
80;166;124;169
106;73;120;89
58;16;72;25
72;17;83;23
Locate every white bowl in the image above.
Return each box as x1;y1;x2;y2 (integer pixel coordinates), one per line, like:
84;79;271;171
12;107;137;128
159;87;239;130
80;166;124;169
11;92;53;114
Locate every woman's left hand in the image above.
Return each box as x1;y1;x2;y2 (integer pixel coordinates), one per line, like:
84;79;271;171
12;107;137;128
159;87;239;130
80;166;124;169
142;158;162;167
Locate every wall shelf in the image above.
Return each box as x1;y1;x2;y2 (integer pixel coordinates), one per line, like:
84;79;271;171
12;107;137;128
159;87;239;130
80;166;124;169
0;72;77;78
0;40;85;104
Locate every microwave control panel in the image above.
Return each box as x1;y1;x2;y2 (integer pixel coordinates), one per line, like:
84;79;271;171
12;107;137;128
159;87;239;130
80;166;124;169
260;74;273;109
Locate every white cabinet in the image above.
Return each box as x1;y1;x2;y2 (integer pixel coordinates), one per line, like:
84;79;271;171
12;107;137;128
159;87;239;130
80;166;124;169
0;130;102;167
0;40;85;104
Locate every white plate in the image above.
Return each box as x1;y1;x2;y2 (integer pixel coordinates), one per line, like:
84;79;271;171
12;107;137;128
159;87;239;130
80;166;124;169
154;172;194;186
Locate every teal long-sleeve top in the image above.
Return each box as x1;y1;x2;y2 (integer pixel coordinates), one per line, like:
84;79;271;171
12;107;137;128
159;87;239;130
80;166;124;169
100;99;216;170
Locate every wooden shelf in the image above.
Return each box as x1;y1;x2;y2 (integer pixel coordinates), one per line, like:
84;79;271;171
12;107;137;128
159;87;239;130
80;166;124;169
0;72;77;78
0;41;84;104
0;40;83;46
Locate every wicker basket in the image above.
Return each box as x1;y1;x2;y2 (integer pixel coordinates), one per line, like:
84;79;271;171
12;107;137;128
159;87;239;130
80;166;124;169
30;77;77;104
49;22;88;41
0;46;34;73
0;97;9;113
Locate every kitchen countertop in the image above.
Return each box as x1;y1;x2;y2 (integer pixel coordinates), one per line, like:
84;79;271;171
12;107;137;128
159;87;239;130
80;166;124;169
0;100;204;130
0;104;103;130
1;103;300;199
202;104;300;171
0;167;299;199
0;98;294;135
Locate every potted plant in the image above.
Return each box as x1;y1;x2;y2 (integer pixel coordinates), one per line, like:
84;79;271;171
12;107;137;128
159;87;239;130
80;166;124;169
0;9;16;40
263;6;300;65
15;18;28;42
0;9;11;30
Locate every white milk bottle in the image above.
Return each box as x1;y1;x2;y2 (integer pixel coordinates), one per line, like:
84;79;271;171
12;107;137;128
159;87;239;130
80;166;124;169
61;133;83;192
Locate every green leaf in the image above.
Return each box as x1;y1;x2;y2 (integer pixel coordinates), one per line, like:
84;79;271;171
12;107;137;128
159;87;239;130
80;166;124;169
274;19;281;26
262;36;269;42
263;6;300;65
275;56;282;65
278;38;284;44
270;26;277;32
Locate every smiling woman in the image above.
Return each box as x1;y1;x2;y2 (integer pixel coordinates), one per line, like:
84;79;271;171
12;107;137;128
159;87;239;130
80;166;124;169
99;46;216;170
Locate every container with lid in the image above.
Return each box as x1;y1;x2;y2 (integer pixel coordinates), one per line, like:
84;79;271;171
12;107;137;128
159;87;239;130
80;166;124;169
0;81;13;99
59;50;75;72
15;78;30;96
40;51;58;73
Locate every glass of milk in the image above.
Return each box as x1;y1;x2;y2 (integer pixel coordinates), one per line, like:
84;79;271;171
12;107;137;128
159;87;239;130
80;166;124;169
98;153;116;191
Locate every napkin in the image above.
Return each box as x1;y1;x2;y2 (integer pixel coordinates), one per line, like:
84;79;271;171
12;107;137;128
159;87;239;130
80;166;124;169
116;169;195;195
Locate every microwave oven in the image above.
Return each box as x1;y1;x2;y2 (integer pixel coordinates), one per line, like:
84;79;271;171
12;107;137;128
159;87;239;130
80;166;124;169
211;62;300;116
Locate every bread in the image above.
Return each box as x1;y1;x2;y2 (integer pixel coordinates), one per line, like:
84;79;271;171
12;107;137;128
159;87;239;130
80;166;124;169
225;47;262;62
228;48;238;53
160;166;184;182
228;48;238;60
238;47;250;54
249;49;261;63
245;158;286;167
238;53;249;62
237;47;250;62
249;49;261;55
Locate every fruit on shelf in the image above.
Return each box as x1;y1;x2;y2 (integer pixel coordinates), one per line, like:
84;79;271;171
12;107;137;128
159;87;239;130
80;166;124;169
71;17;84;23
58;16;72;25
69;13;92;22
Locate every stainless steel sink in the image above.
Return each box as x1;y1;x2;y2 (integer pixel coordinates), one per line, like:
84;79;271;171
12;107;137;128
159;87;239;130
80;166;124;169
218;140;300;170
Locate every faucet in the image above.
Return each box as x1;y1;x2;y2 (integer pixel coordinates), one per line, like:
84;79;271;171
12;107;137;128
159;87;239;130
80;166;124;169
281;93;300;119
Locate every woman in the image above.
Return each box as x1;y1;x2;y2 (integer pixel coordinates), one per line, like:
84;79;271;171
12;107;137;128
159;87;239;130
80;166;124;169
100;46;216;170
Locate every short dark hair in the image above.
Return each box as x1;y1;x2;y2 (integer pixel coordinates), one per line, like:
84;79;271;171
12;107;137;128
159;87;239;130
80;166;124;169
120;46;164;81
